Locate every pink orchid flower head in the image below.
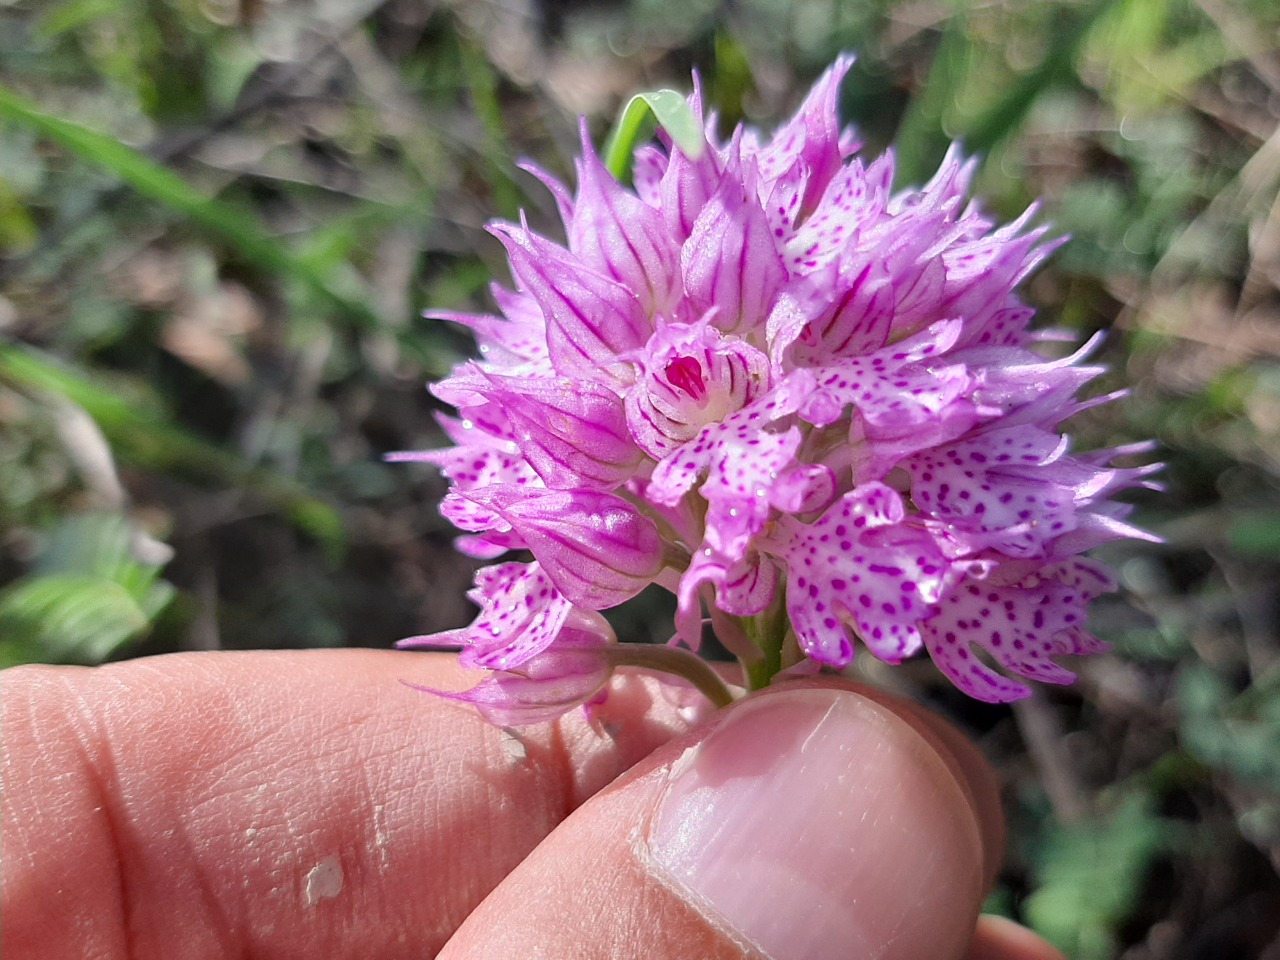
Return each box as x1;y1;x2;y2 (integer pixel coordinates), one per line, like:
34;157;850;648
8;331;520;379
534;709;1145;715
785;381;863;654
395;55;1158;724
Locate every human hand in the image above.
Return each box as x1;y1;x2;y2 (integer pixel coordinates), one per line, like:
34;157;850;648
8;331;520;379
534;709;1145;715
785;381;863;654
2;650;1062;959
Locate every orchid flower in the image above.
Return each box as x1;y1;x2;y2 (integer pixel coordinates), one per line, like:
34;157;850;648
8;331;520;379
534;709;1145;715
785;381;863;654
396;56;1158;723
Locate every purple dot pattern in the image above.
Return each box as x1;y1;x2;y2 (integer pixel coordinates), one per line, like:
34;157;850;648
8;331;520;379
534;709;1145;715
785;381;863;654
648;371;816;507
921;556;1117;702
783;158;881;276
399;565;616;726
398;562;570;671
675;548;780;648
905;424;1082;558
775;483;953;666
397;417;540;539
701;426;806;560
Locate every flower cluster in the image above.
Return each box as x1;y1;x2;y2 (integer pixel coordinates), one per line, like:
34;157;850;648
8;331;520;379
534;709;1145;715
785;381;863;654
396;56;1157;724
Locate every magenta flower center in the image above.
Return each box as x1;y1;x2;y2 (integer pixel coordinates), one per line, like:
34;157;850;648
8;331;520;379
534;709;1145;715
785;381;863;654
665;356;708;401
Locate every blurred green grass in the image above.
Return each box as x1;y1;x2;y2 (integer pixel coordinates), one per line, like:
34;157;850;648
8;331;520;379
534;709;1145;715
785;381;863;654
2;0;1279;955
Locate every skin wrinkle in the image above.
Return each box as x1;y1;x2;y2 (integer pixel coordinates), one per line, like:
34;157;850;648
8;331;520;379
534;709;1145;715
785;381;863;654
350;743;406;885
464;721;565;904
545;719;585;822
10;669;134;959
174;823;243;959
60;671;139;959
94;668;254;958
440;744;754;960
361;704;497;945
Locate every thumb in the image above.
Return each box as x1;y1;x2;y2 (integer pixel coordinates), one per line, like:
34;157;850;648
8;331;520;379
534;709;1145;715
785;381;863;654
440;685;1004;960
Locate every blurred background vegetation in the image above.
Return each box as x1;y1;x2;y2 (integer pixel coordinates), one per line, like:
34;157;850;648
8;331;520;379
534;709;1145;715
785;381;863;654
2;0;1278;955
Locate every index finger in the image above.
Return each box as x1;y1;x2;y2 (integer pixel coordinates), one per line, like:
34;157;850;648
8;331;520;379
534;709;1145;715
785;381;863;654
1;649;703;960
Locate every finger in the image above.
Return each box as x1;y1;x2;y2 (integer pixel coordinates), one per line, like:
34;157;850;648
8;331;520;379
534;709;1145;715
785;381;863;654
441;685;1003;960
771;677;1006;890
0;650;708;960
965;916;1067;960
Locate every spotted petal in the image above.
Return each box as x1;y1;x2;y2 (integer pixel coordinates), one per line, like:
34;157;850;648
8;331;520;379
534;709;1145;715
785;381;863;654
648;370;816;506
921;557;1116;703
770;483;954;666
405;601;616;727
398;562;570;670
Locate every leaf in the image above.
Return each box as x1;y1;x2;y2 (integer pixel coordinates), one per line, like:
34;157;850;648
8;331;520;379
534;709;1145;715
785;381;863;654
0;513;176;666
0;176;39;254
603;89;705;182
205;35;265;113
1179;662;1280;790
0;83;384;332
0;575;148;665
1023;795;1171;960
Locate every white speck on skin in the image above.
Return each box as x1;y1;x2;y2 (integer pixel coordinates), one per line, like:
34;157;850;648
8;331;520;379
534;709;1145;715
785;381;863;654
303;856;344;906
373;804;392;872
668;743;700;780
500;730;528;763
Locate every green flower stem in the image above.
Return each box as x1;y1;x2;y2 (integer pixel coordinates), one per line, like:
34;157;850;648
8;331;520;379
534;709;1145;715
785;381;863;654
604;643;736;709
741;591;789;692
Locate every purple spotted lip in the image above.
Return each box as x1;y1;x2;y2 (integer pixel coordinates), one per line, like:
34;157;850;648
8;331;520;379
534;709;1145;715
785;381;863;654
393;56;1159;724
